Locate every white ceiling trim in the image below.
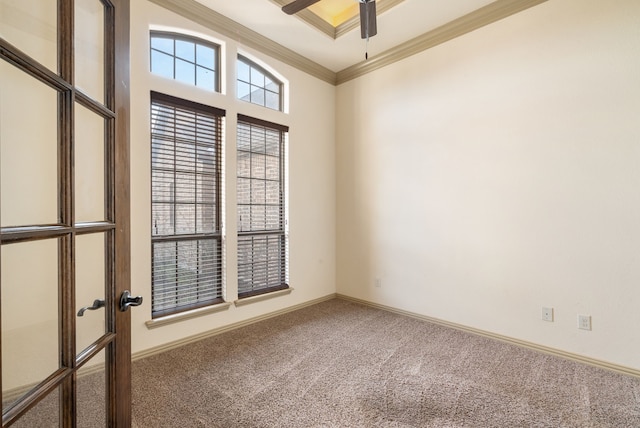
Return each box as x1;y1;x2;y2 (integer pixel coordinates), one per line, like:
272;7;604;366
335;0;405;39
148;0;548;86
270;0;336;38
269;0;406;40
336;0;548;84
149;0;338;84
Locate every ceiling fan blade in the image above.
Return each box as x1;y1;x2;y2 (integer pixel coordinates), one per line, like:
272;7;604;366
282;0;322;15
359;0;377;39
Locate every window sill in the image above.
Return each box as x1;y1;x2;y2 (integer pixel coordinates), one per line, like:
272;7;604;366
234;287;293;307
145;301;232;329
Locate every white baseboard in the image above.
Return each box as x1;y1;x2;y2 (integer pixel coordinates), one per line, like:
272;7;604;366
336;294;640;379
6;292;635;405
132;293;337;362
2;294;338;404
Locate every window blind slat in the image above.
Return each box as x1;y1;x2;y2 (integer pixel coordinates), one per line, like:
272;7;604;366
151;92;224;317
237;117;288;298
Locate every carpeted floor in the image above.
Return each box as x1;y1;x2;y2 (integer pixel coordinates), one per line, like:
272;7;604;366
131;299;640;427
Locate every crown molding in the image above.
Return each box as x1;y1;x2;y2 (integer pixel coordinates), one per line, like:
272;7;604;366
148;0;337;84
271;0;406;40
335;0;405;39
148;0;547;87
336;0;548;85
270;0;336;38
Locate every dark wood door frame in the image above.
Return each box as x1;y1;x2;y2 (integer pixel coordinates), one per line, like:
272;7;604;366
0;0;131;426
112;0;133;424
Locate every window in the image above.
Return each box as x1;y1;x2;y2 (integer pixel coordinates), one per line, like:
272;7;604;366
150;32;220;91
151;91;225;317
237;115;288;298
237;55;283;111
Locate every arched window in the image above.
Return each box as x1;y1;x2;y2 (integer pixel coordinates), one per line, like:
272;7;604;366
237;55;283;111
150;31;220;92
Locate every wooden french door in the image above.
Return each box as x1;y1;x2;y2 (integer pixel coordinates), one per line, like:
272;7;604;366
0;0;133;426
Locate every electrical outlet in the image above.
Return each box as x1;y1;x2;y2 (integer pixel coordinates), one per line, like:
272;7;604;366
541;307;554;322
578;315;592;331
374;277;382;288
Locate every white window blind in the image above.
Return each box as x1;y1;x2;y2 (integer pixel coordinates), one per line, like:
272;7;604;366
151;91;225;317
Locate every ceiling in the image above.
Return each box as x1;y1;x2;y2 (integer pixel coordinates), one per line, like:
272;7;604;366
306;0;361;26
193;0;499;73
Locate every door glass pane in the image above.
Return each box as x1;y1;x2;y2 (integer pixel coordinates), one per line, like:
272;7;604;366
0;0;57;72
75;103;105;223
1;239;59;408
0;61;58;227
76;233;106;355
77;349;106;428
75;0;105;103
5;386;59;428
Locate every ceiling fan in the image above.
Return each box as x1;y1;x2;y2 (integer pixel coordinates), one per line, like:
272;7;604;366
282;0;378;40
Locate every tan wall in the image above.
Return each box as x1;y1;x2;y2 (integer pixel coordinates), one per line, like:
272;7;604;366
336;0;640;370
1;0;337;393
3;0;638;394
129;1;337;354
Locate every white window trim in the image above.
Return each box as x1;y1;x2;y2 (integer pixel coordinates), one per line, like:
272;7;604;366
150;24;227;95
145;301;233;329
237;49;289;114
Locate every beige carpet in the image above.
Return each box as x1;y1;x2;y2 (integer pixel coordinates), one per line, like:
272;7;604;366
131;299;640;427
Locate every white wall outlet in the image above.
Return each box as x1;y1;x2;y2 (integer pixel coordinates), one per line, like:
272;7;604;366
374;277;382;288
578;314;592;331
541;307;554;322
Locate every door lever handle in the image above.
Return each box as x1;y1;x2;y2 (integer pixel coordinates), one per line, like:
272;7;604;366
77;299;105;317
120;290;143;312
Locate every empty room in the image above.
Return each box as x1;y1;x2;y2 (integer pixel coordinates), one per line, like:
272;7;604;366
1;0;639;426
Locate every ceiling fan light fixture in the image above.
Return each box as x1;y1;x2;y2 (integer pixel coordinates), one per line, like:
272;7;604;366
359;0;377;40
282;0;322;15
282;0;379;59
283;0;378;40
